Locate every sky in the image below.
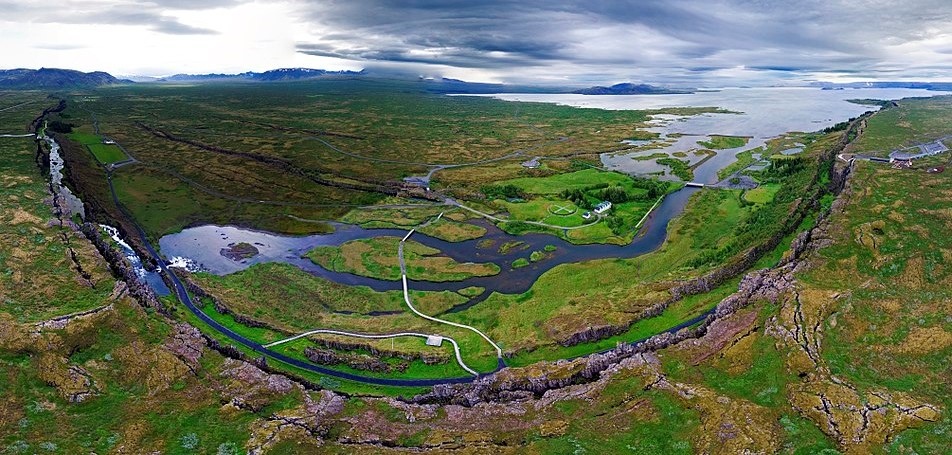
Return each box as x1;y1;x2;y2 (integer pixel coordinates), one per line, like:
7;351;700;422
2;0;951;86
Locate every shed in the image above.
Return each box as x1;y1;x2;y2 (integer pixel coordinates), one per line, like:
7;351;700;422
521;157;541;169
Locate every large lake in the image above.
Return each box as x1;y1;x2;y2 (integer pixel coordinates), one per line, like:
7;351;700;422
478;87;950;183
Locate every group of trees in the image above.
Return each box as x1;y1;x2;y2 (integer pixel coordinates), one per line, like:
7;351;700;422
558;177;671;210
481;183;525;201
629;177;672;199
47;120;74;134
763;155;808;179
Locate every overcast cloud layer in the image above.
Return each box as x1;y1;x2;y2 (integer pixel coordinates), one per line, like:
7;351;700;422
2;0;951;85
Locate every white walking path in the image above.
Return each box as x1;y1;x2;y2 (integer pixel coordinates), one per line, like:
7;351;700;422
447;199;600;231
399;213;504;360
263;212;502;378
634;196;664;231
263;328;478;376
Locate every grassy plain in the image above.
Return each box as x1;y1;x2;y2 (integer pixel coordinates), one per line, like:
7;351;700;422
697;134;749;149
450;188;748;353
716;147;761;180
657;156;693;180
850;95;952;156
68;130;127;164
487;168;679;244
0;93;115;322
52;80;723;241
448;131;834;355
742;183;780;204
190;262;500;375
307;236;500;282
340;203;487;241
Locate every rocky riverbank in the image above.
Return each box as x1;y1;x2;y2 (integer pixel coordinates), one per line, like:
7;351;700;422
554;111;870;348
407;119;865;406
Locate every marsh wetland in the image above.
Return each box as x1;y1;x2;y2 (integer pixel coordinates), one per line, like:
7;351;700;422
0;74;948;453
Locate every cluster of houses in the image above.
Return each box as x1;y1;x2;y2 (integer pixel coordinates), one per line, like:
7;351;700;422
582;201;612;219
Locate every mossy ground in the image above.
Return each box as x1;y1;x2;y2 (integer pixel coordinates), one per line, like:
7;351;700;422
4;89;948;453
307;236;500;282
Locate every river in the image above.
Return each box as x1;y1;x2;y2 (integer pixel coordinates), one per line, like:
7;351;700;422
159;186;698;305
159;87;949;305
41;132;170;296
42;131;85;218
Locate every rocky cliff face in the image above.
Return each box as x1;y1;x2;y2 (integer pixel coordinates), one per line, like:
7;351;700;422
555;112;868;349
409;120;867;408
79;222;166;314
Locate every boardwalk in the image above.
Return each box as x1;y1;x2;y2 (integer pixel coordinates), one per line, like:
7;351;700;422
399;214;505;366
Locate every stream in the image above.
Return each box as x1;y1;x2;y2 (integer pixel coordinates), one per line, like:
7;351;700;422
42;132;85;218
159;187;700;309
127;88;952;309
41;132;170;296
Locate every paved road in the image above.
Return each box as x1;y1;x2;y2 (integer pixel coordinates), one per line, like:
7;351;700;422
77;111;718;387
102;163;481;386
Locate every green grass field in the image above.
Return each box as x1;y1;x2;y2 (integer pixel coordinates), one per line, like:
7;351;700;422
68;130;128;164
850;95;952;156
307;236;500;282
190;262;500;373
743;183;780;204
697;134;750;150
501;168;633;194
487;168;678;244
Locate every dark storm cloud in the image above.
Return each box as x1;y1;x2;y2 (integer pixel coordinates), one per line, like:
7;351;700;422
3;0;952;83
290;0;952;84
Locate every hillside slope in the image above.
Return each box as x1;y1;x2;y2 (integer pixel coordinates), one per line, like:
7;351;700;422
0;68;126;89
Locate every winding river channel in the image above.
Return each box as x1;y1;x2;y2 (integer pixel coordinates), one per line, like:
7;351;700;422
32;87;950;385
159;187;699;311
158;88;952;307
39;132;171;295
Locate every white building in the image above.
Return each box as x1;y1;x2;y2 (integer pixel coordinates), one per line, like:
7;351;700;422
593;201;612;214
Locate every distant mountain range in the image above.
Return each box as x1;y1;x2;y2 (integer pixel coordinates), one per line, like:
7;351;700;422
416;77;566;94
0;68;129;89
157;68;365;82
3;67;950;96
572;83;692;95
810;81;952;91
